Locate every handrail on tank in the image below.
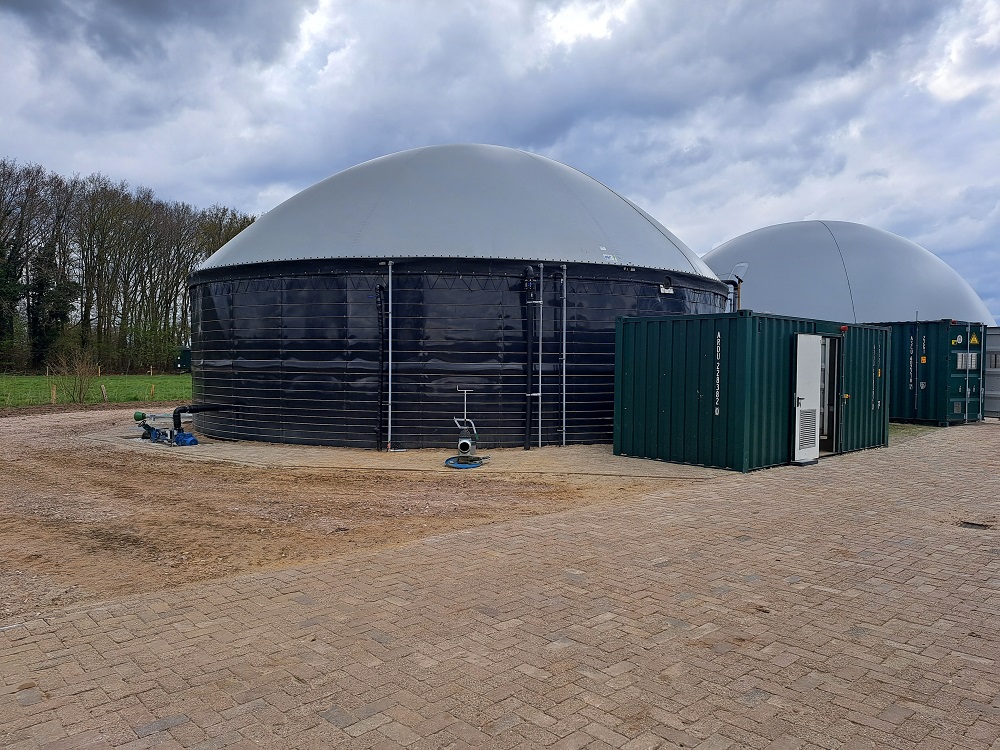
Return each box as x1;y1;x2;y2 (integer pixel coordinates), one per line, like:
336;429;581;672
561;264;567;447
538;262;544;448
387;261;394;449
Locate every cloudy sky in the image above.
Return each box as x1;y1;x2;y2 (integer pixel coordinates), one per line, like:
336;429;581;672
2;0;998;320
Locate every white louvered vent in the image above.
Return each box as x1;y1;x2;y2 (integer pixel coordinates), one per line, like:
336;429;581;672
798;409;818;450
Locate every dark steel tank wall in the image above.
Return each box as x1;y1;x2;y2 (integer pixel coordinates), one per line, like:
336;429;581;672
189;258;727;448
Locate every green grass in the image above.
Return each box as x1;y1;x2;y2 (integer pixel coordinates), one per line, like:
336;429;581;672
887;422;939;446
0;374;192;407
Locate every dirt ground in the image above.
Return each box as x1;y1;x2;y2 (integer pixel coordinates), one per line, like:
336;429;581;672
1;406;718;626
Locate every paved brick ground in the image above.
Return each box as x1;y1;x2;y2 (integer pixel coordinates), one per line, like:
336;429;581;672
3;423;999;749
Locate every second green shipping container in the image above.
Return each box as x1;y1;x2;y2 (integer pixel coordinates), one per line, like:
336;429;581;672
877;320;986;425
614;311;890;472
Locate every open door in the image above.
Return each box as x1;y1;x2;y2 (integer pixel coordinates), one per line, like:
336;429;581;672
793;334;822;465
819;336;840;455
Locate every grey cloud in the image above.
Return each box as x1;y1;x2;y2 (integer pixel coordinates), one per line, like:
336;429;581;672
457;2;941;197
956;184;1000;221
887;182;1000;243
0;0;316;63
294;0;948;190
859;169;889;182
536;1;946;118
1;0;319;141
265;0;948;173
0;0;960;177
935;241;1000;323
882;178;1000;323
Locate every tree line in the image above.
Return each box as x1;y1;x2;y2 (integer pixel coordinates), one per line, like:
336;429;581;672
0;157;254;373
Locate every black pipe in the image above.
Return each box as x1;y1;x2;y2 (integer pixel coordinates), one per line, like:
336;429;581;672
375;283;386;451
523;266;536;450
173;404;225;431
557;270;566;442
722;277;742;312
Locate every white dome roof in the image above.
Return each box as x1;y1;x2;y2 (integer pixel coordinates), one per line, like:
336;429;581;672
703;220;994;325
200;144;717;278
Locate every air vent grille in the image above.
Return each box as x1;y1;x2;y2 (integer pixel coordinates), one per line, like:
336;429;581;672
798;409;817;450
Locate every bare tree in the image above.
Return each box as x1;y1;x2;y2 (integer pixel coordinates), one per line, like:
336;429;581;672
1;156;254;373
25;172;80;368
0;160;47;368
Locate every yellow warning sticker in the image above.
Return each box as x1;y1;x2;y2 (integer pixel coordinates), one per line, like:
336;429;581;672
971;332;980;345
921;356;927;363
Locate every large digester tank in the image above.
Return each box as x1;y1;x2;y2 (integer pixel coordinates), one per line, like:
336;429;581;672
703;221;994;326
702;220;994;427
189;145;728;449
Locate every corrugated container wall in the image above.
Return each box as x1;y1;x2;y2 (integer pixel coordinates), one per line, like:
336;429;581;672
614;311;889;472
984;327;1000;419
878;320;986;425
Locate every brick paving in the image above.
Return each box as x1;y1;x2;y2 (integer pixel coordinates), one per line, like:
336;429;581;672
3;423;1000;749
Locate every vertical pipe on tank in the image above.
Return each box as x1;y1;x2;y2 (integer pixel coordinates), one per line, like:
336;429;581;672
387;261;394;449
523;266;536;450
375;283;385;450
538;262;544;448
560;264;567;446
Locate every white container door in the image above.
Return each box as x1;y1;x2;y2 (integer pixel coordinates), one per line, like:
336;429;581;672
793;333;822;465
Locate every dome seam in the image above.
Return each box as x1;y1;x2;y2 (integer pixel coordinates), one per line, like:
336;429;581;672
818;220;858;324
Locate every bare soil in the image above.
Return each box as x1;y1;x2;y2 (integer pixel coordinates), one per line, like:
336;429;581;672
1;408;711;625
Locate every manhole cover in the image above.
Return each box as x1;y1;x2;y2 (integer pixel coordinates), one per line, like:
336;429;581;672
958;521;994;530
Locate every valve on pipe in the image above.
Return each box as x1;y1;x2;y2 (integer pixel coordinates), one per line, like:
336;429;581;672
133;403;226;447
445;388;489;468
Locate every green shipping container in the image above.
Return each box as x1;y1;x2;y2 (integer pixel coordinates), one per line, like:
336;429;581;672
614;311;890;472
877;320;986;425
176;347;192;373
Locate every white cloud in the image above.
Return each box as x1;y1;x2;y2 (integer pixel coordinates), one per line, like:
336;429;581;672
541;0;636;46
914;0;1000;101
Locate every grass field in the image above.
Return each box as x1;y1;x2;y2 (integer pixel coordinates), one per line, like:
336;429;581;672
0;374;192;407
